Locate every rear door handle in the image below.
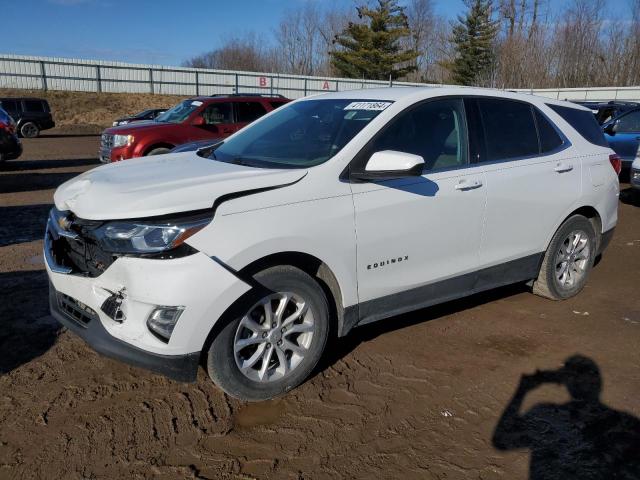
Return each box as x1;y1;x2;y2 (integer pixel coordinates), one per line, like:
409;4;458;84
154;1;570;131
454;179;483;191
554;163;574;173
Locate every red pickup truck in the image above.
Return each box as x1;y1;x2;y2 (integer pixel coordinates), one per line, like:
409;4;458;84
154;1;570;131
100;94;289;163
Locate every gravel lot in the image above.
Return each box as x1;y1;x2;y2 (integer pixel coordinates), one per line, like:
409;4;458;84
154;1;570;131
1;133;639;479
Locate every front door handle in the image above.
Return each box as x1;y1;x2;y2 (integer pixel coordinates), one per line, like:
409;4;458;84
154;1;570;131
454;179;483;191
554;163;574;173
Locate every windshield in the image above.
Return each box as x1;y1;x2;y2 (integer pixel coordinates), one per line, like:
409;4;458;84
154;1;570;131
211;99;392;168
155;100;203;124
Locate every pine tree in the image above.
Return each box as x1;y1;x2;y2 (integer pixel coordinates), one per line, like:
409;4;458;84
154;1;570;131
449;0;499;85
330;0;419;81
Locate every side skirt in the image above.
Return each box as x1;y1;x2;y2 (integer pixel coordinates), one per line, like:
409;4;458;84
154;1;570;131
341;253;544;335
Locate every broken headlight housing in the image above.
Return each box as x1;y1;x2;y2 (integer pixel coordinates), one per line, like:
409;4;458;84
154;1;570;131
94;216;211;254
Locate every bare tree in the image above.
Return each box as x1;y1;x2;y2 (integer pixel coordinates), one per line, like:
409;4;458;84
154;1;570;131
182;0;640;89
183;33;280;72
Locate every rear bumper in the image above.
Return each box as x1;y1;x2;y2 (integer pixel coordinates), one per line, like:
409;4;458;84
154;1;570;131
40;119;55;131
0;134;21;160
49;283;201;382
631;168;640;190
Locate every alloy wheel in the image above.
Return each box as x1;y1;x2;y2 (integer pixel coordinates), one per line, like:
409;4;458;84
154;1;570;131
233;292;315;383
554;229;591;289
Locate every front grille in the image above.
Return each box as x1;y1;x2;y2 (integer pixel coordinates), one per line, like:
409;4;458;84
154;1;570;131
101;133;114;149
57;292;98;326
100;133;113;163
46;218;116;277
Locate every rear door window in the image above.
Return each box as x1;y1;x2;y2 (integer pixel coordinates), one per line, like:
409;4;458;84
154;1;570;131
24;100;46;113
201;102;233;124
269;101;287;110
477;98;539;161
547;104;608;147
235;101;267;123
615;110;640;133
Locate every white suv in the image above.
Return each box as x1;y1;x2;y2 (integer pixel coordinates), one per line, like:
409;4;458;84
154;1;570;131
46;87;619;400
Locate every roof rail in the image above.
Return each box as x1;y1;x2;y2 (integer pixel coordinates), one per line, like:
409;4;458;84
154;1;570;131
209;93;287;99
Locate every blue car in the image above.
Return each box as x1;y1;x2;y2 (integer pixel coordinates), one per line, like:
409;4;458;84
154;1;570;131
603;107;640;176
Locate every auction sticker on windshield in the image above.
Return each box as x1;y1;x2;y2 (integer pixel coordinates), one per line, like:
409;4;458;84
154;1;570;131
344;101;392;111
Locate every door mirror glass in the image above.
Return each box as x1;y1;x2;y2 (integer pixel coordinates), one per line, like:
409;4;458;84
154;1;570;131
352;150;424;180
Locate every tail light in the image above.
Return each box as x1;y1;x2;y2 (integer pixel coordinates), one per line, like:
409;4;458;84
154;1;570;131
609;153;622;176
0;121;15;134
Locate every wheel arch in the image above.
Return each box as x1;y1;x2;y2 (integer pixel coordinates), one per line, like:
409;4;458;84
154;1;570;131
546;205;603;253
143;142;175;156
237;251;352;338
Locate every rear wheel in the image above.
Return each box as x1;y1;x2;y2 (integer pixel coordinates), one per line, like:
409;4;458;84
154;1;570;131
147;147;171;156
20;122;39;138
207;266;330;401
533;215;597;300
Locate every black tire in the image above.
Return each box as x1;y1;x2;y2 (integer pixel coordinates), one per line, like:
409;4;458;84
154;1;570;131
207;265;330;401
533;215;597;300
147;147;171;156
20;122;39;138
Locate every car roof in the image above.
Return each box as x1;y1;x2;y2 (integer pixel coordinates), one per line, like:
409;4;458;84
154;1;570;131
302;86;591;111
188;95;287;102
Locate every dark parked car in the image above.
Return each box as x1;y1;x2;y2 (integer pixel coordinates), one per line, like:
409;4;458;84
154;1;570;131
0;97;55;138
572;100;639;125
112;108;167;127
0;107;22;162
603;106;640;176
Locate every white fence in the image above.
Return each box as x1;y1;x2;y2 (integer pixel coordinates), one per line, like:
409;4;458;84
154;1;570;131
0;54;429;99
1;53;639;102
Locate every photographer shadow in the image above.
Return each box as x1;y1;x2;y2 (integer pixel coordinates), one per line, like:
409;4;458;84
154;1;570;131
493;355;640;479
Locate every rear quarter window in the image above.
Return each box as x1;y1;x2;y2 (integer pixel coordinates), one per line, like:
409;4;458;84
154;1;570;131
24;100;46;113
547;104;608;147
534;109;564;152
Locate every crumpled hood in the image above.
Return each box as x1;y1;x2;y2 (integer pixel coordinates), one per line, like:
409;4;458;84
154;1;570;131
54;152;307;220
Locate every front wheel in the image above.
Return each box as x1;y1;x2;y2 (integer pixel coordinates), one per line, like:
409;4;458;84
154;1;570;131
533;215;597;300
207;266;330;401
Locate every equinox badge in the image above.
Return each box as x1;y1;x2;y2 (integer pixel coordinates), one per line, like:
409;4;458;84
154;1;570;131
367;256;409;270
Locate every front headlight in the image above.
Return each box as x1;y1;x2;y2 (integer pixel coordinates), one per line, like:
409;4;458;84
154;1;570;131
113;134;134;148
94;216;211;254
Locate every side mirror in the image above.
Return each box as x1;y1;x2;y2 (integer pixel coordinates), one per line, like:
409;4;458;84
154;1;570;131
604;121;617;136
351;150;425;181
191;116;206;126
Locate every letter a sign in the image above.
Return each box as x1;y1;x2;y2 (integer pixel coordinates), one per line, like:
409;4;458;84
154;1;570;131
322;80;330;90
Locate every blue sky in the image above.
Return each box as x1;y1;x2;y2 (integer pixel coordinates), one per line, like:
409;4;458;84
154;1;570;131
2;0;626;66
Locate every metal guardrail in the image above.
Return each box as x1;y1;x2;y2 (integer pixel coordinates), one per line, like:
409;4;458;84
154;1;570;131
0;54;639;101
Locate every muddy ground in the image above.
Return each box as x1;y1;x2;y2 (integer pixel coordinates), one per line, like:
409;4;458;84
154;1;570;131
1;132;639;480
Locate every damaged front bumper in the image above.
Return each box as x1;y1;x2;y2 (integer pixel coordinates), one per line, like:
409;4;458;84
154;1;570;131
44;220;251;382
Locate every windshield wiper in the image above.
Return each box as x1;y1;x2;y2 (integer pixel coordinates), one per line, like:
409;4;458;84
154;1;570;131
232;157;258;167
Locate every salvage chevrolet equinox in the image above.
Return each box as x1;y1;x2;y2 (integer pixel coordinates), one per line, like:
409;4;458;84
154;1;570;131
46;87;619;401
